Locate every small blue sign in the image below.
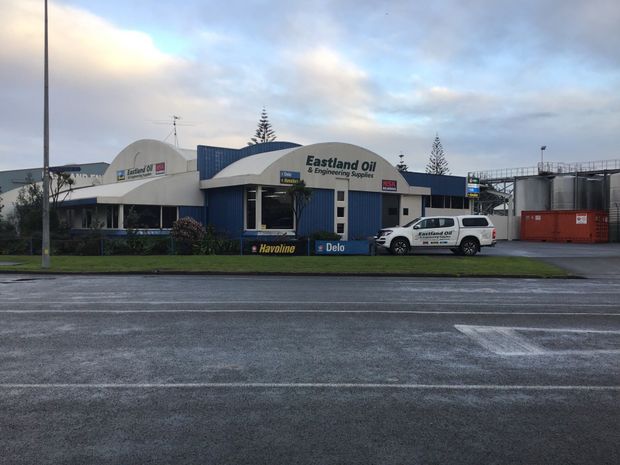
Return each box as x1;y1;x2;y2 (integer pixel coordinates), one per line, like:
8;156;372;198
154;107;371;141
315;240;370;255
280;170;301;185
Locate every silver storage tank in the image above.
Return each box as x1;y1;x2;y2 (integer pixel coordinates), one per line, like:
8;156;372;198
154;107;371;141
516;177;550;217
583;177;604;211
552;176;575;210
610;173;620;242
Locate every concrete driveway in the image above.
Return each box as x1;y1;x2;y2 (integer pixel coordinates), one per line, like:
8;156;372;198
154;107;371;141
486;241;620;278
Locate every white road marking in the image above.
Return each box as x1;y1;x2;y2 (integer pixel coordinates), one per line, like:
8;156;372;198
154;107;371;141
1;310;620;316
2;300;620;307
455;324;620;355
0;383;619;391
455;325;546;355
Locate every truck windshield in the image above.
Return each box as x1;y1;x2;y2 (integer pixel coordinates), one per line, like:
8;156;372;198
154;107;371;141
403;218;421;227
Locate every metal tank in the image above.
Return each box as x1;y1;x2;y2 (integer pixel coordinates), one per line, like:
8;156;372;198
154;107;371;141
552;176;575;210
582;177;604;211
610;173;620;242
515;177;550;217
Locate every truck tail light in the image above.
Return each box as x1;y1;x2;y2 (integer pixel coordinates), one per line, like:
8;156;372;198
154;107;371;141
492;228;497;239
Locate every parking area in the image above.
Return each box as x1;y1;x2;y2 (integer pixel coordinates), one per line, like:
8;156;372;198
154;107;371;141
0;274;619;464
486;241;620;278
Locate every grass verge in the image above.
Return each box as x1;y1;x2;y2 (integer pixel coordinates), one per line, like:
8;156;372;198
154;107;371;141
0;255;570;277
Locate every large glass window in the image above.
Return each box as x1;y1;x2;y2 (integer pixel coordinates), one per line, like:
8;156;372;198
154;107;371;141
261;187;293;229
124;205;160;229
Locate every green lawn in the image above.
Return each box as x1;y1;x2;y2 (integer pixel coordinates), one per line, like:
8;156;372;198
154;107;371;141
0;255;570;277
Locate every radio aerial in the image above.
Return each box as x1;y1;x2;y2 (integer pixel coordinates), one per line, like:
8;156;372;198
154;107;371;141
151;115;193;147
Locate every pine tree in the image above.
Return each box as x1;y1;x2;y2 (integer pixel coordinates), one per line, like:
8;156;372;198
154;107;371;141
248;107;276;145
425;134;450;175
396;153;408;172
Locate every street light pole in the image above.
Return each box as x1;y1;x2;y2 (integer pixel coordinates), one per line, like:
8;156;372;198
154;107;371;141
42;0;50;268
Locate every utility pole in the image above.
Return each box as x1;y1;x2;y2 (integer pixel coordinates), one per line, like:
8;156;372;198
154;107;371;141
42;0;50;268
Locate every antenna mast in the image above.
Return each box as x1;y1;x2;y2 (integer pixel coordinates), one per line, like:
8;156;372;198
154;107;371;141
171;115;181;147
153;115;193;147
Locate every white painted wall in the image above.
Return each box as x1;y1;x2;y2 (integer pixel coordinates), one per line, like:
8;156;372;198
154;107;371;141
425;208;470;217
399;195;422;225
487;214;520;240
103;139;197;184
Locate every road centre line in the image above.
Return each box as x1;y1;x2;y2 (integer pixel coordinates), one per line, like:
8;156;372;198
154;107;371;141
1;310;619;316
3;301;620;307
1;383;619;391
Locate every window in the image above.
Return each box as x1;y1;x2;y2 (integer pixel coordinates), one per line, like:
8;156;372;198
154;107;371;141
261;187;293;229
418;218;438;229
438;218;455;227
162;207;177;228
451;196;464;209
337;207;345;218
82;209;93;228
417;218;454;229
246;188;256;229
337;223;345;234
105;205;119;228
431;195;445;208
403;208;409;216
337;191;345;202
462;217;489;227
125;205;160;229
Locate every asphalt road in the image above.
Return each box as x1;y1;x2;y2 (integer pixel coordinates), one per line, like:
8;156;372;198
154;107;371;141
0;274;619;464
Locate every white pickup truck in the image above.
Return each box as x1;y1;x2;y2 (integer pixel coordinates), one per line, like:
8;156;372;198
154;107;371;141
375;215;496;256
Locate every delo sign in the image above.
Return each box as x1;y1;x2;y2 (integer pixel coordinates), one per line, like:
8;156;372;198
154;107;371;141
315;240;370;255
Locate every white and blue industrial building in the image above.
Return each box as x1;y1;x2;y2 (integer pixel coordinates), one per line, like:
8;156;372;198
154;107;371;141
59;139;470;239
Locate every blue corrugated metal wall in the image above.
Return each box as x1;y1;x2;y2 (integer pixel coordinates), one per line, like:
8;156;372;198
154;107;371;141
401;172;466;196
348;191;382;239
198;141;301;180
178;206;206;225
206;186;244;236
298;188;334;237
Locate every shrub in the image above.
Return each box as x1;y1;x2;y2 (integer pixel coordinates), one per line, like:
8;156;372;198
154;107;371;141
309;230;341;241
171;217;206;254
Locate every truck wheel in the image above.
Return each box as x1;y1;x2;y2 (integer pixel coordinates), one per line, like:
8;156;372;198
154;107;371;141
460;238;479;256
390;238;409;256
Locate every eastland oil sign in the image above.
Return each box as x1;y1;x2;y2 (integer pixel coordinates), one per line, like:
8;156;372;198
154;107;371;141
116;162;165;182
305;155;377;179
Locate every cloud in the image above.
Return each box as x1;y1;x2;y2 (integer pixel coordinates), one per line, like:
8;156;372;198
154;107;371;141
0;0;246;170
0;0;619;176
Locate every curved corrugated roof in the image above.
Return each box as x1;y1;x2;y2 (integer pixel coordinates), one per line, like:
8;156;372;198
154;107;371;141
212;147;299;178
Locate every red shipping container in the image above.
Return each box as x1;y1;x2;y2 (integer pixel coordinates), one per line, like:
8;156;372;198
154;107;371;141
521;210;608;243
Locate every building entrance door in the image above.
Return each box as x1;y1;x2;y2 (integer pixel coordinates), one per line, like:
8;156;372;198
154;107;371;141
382;194;400;227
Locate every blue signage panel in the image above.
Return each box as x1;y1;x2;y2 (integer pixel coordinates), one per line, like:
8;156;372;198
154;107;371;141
315;240;370;255
466;175;480;198
280;170;301;185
